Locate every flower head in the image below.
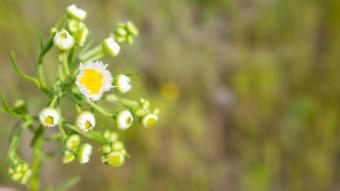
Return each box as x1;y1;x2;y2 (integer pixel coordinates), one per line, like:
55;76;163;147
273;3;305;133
106;151;125;167
116;110;133;130
67;4;87;21
62;151;76;164
53;29;74;51
142;114;158;127
76;61;114;101
103;37;120;56
39;108;59;127
76;111;96;132
77;143;92;164
115;74;131;94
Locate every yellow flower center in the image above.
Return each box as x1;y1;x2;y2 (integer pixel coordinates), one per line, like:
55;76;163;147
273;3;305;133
126;117;132;125
108;154;121;166
60;33;67;39
45;116;54;124
79;69;103;94
85;121;92;129
146;117;156;126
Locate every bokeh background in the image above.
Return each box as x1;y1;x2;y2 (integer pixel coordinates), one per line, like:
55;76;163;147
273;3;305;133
0;0;340;190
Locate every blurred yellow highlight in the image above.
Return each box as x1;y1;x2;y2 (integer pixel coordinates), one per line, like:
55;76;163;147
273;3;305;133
161;82;179;100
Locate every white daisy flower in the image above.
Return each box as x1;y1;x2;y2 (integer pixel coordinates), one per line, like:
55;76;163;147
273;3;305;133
116;110;133;130
77;143;92;164
76;111;96;132
107;151;125;167
39;108;59;127
103;37;121;56
66;4;87;21
142;114;158;127
76;61;114;101
53;29;74;51
115;74;131;94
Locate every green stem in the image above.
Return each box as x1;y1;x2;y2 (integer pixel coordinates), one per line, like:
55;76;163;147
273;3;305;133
38;37;53;94
10;51;40;87
73;93;114;117
29;125;44;191
105;94;138;108
62;51;71;77
71;44;103;68
64;122;106;143
57;98;67;140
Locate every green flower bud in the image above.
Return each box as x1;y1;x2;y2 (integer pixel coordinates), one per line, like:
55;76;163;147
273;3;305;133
21;162;29;171
14;98;27;110
135;109;145;117
109;132;119;142
63;150;76;164
107;151;125;167
20;169;32;184
10;172;22;181
50;28;57;37
75;26;89;46
126;35;133;45
102;144;111;154
65;134;81;150
116;36;126;43
116;27;127;37
67;19;79;34
126;21;139;36
153;108;160;115
111;141;124;151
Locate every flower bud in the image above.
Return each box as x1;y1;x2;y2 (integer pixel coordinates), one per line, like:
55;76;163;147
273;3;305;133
76;111;96;132
75;26;89;46
126;21;139;36
63;150;76;164
111;141;124;151
115;74;132;94
50;28;57;37
102;144;111;154
107;151;125;167
65;134;81;150
53;29;75;51
142;113;158;127
67;4;87;21
103;37;120;56
20;169;32;184
116;110;133;130
77;143;92;164
14;98;27;110
116;27;127;36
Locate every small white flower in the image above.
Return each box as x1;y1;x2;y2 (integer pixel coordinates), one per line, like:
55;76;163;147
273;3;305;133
53;29;74;51
67;4;87;21
76;61;114;101
39;108;59;127
142;114;158;127
77;143;92;164
103;37;120;56
115;74;131;94
116;110;133;130
107;151;125;167
76;111;96;132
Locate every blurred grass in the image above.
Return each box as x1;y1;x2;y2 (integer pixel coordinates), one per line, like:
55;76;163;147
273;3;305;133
0;0;340;190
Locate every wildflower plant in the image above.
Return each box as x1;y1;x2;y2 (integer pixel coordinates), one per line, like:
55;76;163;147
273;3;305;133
2;4;159;190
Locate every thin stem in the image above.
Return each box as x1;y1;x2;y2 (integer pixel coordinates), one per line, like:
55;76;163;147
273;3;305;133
64;122;106;143
38;37;53;94
105;94;138;108
57;98;67;140
10;51;40;87
62;51;70;77
29;125;44;191
71;44;103;68
73;92;114;117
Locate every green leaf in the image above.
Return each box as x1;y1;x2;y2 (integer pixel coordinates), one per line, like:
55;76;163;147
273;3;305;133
56;176;81;191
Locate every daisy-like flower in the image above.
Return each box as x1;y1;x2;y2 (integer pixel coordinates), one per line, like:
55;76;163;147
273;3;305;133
116;110;133;130
39;108;59;127
53;29;74;51
115;74;132;94
77;143;92;164
106;151;125;167
103;37;121;56
76;111;96;132
76;61;114;101
66;4;87;21
142;114;158;127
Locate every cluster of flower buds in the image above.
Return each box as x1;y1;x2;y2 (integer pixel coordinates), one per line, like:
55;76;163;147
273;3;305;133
8;160;32;184
63;134;93;164
101;141;128;167
110;21;139;45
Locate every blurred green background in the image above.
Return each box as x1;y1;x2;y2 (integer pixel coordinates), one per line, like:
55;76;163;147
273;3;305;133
1;0;340;190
